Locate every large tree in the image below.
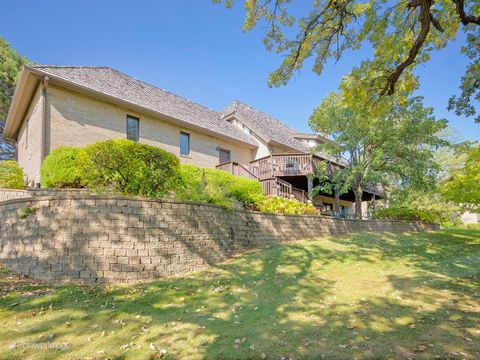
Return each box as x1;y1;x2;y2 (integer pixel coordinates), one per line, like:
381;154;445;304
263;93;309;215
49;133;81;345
216;0;479;118
309;93;446;219
384;128;467;225
0;37;27;160
442;143;480;210
0;37;27;120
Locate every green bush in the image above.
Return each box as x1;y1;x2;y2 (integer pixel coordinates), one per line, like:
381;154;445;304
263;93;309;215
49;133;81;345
175;164;264;208
258;196;318;215
465;223;480;230
0;160;24;189
41;146;84;188
373;207;443;223
80;139;180;198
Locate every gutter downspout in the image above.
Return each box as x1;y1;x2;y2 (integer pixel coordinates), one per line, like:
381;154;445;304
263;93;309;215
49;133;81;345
38;76;49;188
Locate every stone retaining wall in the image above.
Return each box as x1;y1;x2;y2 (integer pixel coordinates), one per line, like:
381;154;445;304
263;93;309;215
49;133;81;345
0;188;87;202
0;195;438;283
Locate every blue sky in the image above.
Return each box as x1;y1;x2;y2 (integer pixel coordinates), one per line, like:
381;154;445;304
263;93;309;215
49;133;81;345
1;0;478;141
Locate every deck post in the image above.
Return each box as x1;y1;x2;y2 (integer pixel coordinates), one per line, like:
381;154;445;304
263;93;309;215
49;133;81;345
307;173;313;200
270;154;273;178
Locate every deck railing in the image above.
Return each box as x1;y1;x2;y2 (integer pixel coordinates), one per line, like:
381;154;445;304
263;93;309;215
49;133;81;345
292;187;309;203
216;156;315;203
260;178;310;202
216;161;258;180
260;178;292;198
249;154;314;180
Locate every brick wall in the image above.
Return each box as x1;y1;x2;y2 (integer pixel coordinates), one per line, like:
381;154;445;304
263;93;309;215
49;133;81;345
0;195;438;283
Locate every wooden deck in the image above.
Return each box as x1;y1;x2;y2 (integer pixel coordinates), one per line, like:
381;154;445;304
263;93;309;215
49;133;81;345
249;154;315;180
216;157;311;202
215;154;379;204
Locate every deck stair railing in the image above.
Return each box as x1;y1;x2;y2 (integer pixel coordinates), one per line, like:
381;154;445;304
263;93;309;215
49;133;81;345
216;158;312;203
260;178;310;201
216;161;258;180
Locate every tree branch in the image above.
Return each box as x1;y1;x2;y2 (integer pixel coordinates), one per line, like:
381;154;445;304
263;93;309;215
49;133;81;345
381;0;431;95
452;0;480;25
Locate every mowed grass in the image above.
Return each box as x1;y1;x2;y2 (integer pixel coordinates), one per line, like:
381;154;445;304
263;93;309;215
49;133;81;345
1;229;479;360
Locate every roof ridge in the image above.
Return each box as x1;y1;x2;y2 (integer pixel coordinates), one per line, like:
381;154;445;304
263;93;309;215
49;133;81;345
31;65;112;69
233;100;301;134
225;100;310;152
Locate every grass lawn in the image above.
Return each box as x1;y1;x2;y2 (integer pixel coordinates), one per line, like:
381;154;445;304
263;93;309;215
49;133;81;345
1;229;479;360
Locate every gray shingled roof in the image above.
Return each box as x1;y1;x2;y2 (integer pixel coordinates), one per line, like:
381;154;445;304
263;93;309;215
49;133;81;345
29;65;257;146
221;101;309;153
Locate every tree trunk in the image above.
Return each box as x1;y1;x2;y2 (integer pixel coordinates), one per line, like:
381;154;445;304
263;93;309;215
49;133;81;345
354;187;363;219
334;186;340;217
307;174;313;200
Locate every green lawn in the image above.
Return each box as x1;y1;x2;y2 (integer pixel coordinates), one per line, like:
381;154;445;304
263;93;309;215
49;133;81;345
1;229;479;359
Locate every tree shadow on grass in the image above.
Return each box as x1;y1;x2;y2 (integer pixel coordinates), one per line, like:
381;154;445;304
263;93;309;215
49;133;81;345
1;230;480;359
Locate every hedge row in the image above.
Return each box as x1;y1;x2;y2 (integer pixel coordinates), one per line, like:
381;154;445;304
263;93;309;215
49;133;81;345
373;207;444;223
38;139;318;215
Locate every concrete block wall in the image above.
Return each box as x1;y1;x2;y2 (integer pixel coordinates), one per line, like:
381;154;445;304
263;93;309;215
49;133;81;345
0;194;438;283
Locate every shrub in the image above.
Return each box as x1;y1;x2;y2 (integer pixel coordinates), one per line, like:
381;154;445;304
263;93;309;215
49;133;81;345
465;223;480;230
0;160;24;189
175;164;264;208
258;196;319;215
41;146;84;188
373;207;444;223
80;139;180;198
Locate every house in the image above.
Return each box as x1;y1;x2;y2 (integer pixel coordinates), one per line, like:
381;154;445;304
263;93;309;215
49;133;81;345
4;65;378;217
461;211;480;225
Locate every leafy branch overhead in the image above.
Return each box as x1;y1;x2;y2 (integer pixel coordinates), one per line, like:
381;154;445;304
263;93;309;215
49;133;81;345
216;0;479;114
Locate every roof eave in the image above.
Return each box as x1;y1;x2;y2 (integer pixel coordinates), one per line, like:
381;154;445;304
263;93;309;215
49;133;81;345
4;65;43;139
268;139;307;153
26;67;258;149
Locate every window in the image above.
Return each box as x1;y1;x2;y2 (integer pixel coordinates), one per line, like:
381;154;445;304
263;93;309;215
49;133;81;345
180;132;190;156
218;148;231;164
126;115;139;142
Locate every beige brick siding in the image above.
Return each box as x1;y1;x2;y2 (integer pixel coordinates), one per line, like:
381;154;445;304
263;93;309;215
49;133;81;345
0;194;438;284
16;84;44;186
46;85;253;171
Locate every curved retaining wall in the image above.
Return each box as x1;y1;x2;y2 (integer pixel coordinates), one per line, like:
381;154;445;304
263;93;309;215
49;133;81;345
0;188;87;202
0;195;438;283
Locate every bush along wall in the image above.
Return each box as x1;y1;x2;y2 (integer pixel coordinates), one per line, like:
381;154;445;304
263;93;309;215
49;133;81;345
39;139;326;216
41;146;84;188
0;160;24;189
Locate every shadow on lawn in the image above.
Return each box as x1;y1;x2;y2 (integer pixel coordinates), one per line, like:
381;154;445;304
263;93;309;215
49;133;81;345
1;229;480;359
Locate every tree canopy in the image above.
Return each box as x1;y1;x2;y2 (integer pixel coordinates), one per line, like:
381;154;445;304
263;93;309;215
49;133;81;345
0;37;27;160
216;0;479;120
309;93;447;218
0;37;28;120
442;143;480;210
